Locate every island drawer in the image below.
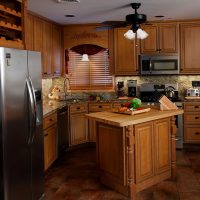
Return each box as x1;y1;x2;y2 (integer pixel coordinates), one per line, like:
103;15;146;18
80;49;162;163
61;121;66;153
43;112;57;130
70;103;88;114
88;103;112;112
184;113;200;124
184;126;200;142
184;102;200;112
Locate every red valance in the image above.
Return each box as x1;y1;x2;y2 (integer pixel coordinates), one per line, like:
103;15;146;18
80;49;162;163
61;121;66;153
70;44;105;55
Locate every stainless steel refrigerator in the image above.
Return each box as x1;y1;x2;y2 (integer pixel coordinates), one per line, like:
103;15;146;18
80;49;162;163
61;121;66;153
0;47;44;200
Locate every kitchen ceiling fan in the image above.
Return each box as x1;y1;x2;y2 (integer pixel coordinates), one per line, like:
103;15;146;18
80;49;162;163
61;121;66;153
96;2;148;40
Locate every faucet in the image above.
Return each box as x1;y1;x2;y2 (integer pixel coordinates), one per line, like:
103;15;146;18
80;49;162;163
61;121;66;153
63;75;71;99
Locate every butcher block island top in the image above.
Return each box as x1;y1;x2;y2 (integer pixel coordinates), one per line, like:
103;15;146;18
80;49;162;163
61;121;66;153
86;107;184;200
85;107;184;127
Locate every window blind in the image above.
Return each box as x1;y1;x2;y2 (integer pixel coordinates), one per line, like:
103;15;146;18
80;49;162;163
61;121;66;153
67;49;114;91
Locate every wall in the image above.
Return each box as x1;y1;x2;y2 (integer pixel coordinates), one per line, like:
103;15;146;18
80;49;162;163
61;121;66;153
115;75;200;99
42;75;200;100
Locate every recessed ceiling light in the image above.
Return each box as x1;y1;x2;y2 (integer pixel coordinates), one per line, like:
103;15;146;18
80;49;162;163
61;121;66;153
154;15;165;18
65;15;75;17
56;0;80;3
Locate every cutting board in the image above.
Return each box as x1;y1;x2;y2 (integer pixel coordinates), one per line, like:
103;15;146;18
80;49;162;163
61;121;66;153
113;107;151;115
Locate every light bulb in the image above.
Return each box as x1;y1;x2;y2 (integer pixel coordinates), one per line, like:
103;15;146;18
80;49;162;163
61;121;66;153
137;28;149;39
81;54;89;61
124;30;136;40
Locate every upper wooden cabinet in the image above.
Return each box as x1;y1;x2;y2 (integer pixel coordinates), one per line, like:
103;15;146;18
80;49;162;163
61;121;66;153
180;22;200;74
109;28;140;75
25;13;63;78
140;23;179;54
0;0;26;49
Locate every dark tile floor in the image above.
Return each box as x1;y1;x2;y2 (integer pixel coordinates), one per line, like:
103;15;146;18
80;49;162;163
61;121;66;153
45;145;200;200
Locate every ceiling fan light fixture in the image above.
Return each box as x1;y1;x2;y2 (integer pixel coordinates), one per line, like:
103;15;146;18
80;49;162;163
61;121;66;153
81;54;90;62
124;30;135;40
136;28;149;39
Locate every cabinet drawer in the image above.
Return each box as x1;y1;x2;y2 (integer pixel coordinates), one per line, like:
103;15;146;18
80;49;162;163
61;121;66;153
89;103;112;112
184;113;200;124
184;102;200;112
184;126;200;142
70;103;88;114
43;112;57;130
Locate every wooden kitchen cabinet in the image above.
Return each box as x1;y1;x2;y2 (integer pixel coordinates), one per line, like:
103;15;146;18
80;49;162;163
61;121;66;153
43;112;57;171
69;103;88;146
25;12;63;77
0;0;26;49
135;118;171;183
180;22;200;74
109;28;139;75
184;102;200;143
141;23;179;54
88;102;112;142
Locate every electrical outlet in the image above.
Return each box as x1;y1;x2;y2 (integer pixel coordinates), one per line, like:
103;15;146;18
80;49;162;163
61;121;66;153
192;81;200;87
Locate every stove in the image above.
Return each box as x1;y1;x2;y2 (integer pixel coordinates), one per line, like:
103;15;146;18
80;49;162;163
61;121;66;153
140;83;182;102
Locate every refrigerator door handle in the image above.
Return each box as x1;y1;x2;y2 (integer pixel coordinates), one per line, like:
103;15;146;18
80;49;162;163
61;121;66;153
26;77;36;144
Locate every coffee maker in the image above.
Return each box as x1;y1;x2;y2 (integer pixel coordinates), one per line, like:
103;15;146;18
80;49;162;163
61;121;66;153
128;80;137;97
117;81;125;97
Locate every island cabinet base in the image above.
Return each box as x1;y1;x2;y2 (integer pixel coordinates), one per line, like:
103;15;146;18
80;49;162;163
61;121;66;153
96;117;176;199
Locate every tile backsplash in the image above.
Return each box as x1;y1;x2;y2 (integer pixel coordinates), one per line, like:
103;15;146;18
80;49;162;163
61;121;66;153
42;75;200;100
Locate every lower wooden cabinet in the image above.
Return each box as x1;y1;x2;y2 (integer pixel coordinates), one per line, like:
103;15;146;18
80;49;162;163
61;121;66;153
43;112;57;170
44;125;57;170
88;103;112;142
135;118;171;184
69;103;88;146
184;101;200;143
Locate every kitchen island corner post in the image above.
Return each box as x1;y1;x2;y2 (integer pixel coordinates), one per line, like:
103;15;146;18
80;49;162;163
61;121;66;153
171;116;177;180
125;125;137;200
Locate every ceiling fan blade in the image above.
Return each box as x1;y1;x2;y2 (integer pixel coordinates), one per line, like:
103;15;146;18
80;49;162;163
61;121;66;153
101;21;128;26
95;22;129;32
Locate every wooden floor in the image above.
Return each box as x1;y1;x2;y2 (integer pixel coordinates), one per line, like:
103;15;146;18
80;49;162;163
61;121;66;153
45;145;200;200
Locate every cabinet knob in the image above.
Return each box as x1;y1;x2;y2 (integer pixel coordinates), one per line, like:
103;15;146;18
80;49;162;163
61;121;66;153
44;72;47;75
195;132;200;135
77;107;80;110
194;106;199;108
49;118;53;121
195;116;199;119
44;134;48;137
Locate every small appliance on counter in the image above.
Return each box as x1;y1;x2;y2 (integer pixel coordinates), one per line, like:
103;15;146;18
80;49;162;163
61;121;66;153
185;81;200;97
117;81;125;97
128;80;137;97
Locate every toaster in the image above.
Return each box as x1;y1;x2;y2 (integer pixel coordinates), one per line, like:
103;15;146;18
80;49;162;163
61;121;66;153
186;88;200;97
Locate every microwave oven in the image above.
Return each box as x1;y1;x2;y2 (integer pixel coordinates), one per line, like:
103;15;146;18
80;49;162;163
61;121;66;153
140;54;179;75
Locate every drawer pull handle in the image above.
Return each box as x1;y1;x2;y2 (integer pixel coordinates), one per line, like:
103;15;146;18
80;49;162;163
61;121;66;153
44;134;48;137
195;132;200;135
195;106;199;108
49;118;53;121
99;105;102;108
77;107;80;110
195;117;199;119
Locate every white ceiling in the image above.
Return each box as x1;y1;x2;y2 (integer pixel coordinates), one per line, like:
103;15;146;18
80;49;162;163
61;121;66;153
28;0;200;25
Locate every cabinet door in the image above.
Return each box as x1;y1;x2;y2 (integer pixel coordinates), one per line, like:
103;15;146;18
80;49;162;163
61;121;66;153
34;17;43;55
154;118;171;174
43;21;53;77
44;125;57;170
25;13;34;50
135;122;154;183
180;23;200;73
70;113;88;146
159;24;178;53
88;119;96;142
113;28;139;75
52;25;63;76
140;25;158;53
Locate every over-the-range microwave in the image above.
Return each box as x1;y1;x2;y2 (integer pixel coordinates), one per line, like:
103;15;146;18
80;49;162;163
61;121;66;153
140;54;179;75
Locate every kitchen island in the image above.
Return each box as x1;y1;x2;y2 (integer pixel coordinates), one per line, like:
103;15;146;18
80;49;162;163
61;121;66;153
86;107;184;199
